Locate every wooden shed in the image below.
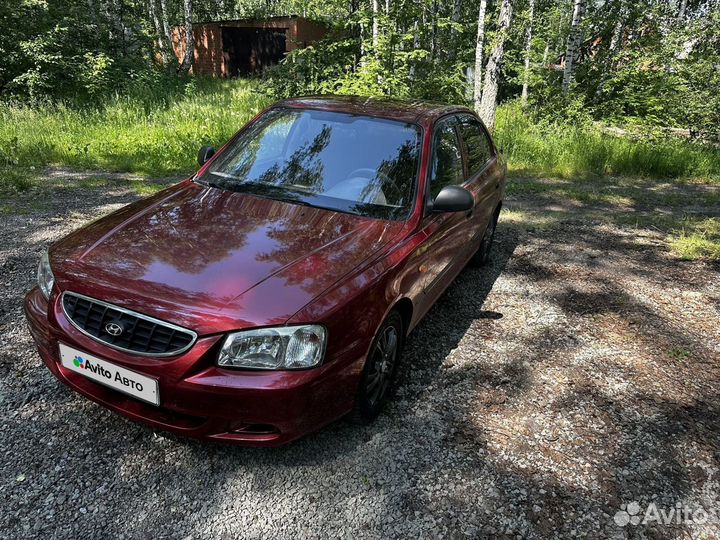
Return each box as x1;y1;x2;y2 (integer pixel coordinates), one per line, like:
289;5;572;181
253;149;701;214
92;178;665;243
172;16;327;77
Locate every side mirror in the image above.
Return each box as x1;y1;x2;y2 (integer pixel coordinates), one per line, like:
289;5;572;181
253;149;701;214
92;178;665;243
430;185;474;213
198;145;215;166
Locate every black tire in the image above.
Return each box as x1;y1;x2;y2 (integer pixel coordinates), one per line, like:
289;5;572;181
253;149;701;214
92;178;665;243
471;208;500;266
351;310;404;424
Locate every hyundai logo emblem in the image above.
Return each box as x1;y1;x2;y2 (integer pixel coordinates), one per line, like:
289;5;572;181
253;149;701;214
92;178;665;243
105;322;124;336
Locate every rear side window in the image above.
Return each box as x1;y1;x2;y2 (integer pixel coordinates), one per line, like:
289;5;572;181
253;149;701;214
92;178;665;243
457;115;494;177
429;118;464;199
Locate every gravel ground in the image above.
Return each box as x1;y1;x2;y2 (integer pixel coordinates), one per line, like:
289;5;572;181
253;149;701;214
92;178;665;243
1;169;719;539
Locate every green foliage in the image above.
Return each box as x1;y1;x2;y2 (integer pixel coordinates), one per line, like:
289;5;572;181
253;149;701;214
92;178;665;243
265;4;470;104
263;37;361;98
0;0;159;102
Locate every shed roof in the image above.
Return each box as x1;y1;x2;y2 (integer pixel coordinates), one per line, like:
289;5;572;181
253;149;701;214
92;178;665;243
192;15;319;26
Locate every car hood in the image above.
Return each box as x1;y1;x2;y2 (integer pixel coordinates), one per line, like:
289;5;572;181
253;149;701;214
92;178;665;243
51;181;405;334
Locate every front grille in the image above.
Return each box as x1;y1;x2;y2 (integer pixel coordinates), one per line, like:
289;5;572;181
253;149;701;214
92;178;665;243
62;292;196;356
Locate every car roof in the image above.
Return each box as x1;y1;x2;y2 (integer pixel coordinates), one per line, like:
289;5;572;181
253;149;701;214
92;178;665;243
276;95;474;125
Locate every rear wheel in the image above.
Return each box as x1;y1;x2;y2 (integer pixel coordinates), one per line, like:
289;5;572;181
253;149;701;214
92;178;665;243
471;209;500;266
351;311;403;424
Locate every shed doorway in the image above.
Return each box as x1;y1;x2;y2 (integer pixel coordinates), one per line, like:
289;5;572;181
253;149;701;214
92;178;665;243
222;27;287;77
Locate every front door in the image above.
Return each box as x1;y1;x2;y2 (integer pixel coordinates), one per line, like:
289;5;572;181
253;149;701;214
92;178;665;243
418;116;475;300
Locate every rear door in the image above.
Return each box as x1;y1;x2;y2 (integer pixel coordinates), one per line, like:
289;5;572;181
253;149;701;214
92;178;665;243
456;114;502;246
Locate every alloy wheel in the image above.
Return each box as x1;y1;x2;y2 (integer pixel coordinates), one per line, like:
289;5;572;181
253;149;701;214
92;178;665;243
365;325;399;406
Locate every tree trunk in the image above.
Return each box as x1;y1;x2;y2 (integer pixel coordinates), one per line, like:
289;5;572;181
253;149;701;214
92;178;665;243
472;0;488;111
409;20;420;78
562;0;586;92
430;0;438;60
178;0;194;74
372;0;380;50
360;22;366;65
148;0;168;63
521;0;535;104
159;0;174;59
449;0;462;55
478;0;512;130
678;0;688;20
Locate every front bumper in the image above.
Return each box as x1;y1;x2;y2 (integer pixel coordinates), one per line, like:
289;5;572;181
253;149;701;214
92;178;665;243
24;287;359;446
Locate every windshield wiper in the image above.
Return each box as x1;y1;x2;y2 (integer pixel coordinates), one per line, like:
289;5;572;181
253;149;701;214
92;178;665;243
199;177;234;191
194;178;319;209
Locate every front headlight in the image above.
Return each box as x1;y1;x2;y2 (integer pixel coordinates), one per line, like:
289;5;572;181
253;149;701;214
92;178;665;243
37;249;55;300
217;325;327;370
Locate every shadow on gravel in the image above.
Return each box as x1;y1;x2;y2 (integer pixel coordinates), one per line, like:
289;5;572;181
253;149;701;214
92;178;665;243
438;217;720;539
396;224;521;398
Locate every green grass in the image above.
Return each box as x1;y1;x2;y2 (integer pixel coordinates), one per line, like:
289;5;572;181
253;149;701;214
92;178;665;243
0;78;271;177
495;103;720;182
2;81;718;182
670;218;720;260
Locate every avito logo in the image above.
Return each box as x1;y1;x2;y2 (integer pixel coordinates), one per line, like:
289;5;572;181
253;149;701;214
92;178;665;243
72;355;113;380
70;354;145;392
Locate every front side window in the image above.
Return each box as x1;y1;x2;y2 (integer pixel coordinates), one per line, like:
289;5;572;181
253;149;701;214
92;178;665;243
198;108;421;220
429;118;464;199
457;114;494;177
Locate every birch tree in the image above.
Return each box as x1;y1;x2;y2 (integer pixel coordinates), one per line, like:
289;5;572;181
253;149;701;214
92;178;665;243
449;0;462;51
373;0;380;50
521;0;535;103
678;0;688;20
472;0;488;114
478;0;513;130
430;0;438;59
159;0;173;60
562;0;586;92
178;0;194;74
148;0;168;63
409;19;420;78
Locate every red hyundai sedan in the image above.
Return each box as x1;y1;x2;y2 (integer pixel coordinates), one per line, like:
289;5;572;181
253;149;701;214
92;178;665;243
24;96;506;446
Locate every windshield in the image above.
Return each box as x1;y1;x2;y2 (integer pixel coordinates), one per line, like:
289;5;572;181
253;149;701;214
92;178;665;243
198;108;421;220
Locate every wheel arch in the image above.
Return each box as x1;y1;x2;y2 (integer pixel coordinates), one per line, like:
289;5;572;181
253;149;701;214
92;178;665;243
494;200;503;218
392;297;414;339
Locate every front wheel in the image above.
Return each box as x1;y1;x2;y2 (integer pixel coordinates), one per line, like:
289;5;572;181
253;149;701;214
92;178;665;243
351;311;403;424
